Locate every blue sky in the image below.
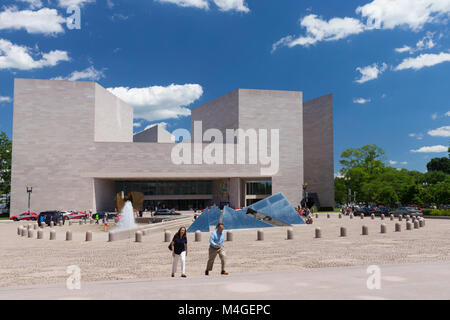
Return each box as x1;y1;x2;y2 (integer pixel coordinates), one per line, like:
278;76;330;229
0;0;449;174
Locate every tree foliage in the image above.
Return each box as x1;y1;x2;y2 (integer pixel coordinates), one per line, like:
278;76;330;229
0;131;12;197
335;145;450;207
426;157;450;174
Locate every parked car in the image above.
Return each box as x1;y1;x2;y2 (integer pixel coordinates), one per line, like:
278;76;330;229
390;207;423;217
10;212;38;221
37;211;65;226
65;211;88;220
354;207;377;216
374;207;392;215
154;208;181;216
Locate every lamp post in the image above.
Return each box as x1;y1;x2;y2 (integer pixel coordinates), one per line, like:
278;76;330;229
26;185;33;214
344;177;351;207
302;182;308;209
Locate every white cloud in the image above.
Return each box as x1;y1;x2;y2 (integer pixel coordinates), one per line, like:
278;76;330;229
356;0;450;31
0;38;69;70
144;122;168;131
389;160;398;165
355;62;387;83
156;0;210;10
400;161;408;165
428;126;450;137
431;112;438;120
133;122;141;127
395;32;437;54
52;66;105;81
395;52;450;71
213;0;249;12
445;111;450;116
410;145;448;153
353;97;371;104
18;0;43;9
0;96;11;103
409;133;424;140
57;0;95;7
0;7;65;35
107;84;203;121
273;14;366;50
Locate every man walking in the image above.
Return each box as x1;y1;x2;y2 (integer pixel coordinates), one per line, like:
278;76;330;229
205;223;228;276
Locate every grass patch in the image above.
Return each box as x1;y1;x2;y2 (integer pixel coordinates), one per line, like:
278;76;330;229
423;209;450;216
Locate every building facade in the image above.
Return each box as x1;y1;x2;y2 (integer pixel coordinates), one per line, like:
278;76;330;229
10;78;334;215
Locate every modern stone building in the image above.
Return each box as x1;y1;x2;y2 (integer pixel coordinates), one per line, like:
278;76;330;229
10;78;334;215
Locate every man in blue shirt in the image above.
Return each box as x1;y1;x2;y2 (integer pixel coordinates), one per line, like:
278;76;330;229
205;223;228;275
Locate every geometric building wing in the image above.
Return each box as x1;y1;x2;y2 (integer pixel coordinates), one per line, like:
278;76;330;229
249;192;305;225
221;206;274;230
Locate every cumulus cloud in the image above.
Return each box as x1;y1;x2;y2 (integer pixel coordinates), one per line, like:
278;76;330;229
355;62;387;83
272;14;366;50
57;0;95;7
213;0;249;12
17;0;43;9
0;7;65;35
0;38;69;70
410;145;448;153
0;96;11;103
395;52;450;71
52;66;105;81
409;133;424;140
107;84;203;121
389;160;398;165
156;0;210;10
395;32;437;54
356;0;450;31
428;126;450;137
353;97;371;104
445;111;450;117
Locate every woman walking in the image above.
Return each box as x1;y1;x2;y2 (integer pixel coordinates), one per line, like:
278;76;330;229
171;226;188;278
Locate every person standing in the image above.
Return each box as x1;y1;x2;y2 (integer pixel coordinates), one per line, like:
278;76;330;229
171;227;188;278
205;223;228;276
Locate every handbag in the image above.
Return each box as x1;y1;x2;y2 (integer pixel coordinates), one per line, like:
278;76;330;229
168;241;173;251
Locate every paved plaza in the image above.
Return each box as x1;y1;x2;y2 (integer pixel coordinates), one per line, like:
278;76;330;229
1;213;450;299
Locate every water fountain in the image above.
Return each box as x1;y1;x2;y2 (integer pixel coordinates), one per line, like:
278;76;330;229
116;200;137;229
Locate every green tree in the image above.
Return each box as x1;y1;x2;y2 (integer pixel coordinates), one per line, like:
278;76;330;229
426;157;450;174
0;131;12;214
339;144;386;175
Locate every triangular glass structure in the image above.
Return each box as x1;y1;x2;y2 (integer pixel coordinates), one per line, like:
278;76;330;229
207;205;222;226
221;206;274;230
247;192;305;225
186;208;210;233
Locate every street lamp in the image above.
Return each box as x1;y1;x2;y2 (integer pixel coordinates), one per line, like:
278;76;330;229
344;177;351;207
302;182;308;209
26;185;33;213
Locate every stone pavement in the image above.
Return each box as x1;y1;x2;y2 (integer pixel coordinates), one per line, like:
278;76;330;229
1;261;449;300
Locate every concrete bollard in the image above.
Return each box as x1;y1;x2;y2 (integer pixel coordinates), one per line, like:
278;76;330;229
66;230;72;241
50;230;56;240
362;225;369;235
142;230;148;236
406;222;412;230
108;231;114;242
350;214;353;219
58;221;62;227
90;219;94;224
164;231;171;242
421;219;426;227
50;221;54;228
33;224;38;230
395;223;401;232
37;229;43;239
340;227;347;237
41;223;46;228
257;229;264;241
390;214;394;221
28;229;34;238
327;213;330;219
27;224;32;230
381;214;385;220
338;213;342;219
195;230;201;242
85;231;92;241
135;231;142;242
398;215;403;222
315;213;318;219
287;228;294;240
381;224;387;234
69;221;72;226
226;231;233;241
414;220;419;229
315;227;322;239
361;214;364;219
21;227;27;237
17;227;22;235
406;216;410;222
419;219;425;228
371;214;375;220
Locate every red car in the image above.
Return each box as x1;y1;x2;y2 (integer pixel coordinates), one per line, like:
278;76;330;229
65;211;88;220
10;212;38;221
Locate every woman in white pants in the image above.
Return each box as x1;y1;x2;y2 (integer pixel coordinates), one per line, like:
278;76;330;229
171;226;188;278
